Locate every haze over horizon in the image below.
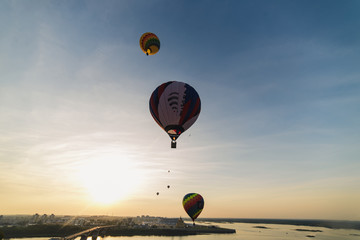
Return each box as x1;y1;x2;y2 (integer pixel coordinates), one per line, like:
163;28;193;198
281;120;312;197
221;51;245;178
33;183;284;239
1;0;359;220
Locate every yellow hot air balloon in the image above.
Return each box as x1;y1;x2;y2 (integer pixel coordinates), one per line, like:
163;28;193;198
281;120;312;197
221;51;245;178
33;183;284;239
139;32;160;55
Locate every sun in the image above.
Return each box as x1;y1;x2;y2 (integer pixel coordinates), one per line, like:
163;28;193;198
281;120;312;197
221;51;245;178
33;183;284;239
77;151;144;204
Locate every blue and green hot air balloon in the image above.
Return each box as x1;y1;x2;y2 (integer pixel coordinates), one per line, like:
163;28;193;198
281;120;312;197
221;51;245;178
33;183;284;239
182;193;204;225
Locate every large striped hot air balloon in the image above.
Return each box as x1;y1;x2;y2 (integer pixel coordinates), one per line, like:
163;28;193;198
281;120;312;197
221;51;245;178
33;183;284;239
182;193;204;225
139;32;160;55
149;81;201;148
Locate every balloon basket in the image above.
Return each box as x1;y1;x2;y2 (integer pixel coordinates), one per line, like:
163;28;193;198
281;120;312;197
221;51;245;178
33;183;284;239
171;141;177;148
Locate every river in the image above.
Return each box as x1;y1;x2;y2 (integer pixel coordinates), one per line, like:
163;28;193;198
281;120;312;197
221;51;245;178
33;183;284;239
11;221;360;240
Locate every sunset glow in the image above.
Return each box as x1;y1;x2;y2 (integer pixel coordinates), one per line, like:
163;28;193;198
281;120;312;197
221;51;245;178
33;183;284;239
77;152;145;204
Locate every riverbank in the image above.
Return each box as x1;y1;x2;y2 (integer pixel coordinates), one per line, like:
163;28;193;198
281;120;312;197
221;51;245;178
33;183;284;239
0;224;236;238
107;225;236;236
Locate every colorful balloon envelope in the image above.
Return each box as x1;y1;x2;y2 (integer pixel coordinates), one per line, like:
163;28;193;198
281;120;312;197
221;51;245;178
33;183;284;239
149;81;201;148
139;32;160;55
183;193;204;223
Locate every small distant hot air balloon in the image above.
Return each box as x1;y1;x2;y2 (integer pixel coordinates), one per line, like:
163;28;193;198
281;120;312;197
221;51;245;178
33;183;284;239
167;185;170;189
140;32;160;56
156;192;159;196
149;81;201;148
182;193;204;225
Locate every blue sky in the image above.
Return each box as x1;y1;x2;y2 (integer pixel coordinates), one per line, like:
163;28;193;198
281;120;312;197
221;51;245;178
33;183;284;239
0;0;359;220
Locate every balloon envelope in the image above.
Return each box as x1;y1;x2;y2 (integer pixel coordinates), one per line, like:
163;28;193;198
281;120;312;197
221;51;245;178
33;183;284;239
140;32;160;55
149;81;201;148
182;193;204;221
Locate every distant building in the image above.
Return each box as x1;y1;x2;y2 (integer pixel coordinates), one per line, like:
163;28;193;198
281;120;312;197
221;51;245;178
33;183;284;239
39;214;48;223
32;214;40;223
176;217;185;228
74;218;85;226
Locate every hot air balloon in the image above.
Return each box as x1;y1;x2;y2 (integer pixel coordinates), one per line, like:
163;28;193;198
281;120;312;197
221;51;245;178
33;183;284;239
140;32;160;56
149;81;201;148
182;193;204;225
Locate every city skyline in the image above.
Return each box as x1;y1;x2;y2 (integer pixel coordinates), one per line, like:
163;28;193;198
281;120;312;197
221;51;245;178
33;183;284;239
1;0;359;220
